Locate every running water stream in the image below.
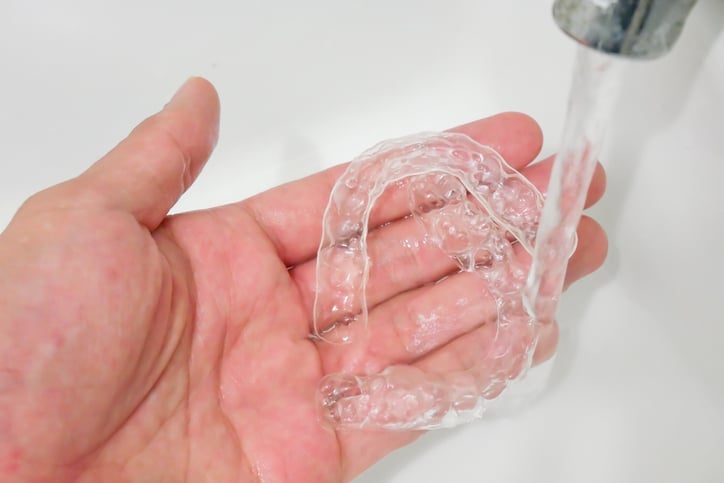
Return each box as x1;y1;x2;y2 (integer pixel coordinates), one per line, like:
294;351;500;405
524;46;622;326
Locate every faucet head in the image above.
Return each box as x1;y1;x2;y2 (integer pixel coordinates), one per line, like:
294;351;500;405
552;0;698;59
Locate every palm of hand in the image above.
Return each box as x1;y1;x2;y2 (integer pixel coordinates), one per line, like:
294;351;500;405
98;206;349;482
0;79;607;482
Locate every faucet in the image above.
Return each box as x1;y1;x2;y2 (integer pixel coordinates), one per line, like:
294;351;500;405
552;0;698;59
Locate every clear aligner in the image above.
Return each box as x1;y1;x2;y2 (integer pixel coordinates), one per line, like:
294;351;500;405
313;132;547;430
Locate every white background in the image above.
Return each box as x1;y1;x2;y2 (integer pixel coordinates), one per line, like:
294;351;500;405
2;1;723;481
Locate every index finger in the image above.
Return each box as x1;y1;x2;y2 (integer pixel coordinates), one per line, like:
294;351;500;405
236;112;544;266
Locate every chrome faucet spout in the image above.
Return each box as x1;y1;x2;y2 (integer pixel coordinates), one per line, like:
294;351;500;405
553;0;698;59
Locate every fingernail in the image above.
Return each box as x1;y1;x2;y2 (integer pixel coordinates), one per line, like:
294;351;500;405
166;77;197;109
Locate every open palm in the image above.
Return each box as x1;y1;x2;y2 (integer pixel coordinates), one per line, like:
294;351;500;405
0;78;607;482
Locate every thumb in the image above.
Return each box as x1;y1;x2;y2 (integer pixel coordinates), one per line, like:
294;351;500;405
80;77;220;229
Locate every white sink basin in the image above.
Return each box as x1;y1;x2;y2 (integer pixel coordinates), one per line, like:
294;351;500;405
1;1;723;481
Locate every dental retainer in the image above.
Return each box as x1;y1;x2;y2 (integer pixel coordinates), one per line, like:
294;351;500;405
313;132;568;430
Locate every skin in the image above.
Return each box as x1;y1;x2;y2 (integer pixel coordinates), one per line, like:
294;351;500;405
0;78;607;482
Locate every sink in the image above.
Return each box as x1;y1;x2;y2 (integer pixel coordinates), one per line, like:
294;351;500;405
1;1;722;481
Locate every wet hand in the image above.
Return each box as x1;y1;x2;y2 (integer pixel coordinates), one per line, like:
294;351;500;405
0;78;607;482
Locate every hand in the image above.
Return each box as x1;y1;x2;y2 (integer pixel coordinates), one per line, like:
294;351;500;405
0;78;607;482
